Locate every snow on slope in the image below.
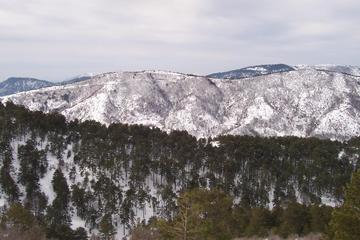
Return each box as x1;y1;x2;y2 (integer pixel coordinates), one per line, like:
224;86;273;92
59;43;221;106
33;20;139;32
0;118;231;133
2;68;360;140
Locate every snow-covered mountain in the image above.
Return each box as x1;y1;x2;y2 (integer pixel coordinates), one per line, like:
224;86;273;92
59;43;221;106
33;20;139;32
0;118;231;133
0;77;54;96
2;66;360;140
207;64;295;79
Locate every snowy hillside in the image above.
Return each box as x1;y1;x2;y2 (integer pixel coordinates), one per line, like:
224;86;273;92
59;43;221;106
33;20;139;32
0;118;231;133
2;67;360;140
207;64;295;79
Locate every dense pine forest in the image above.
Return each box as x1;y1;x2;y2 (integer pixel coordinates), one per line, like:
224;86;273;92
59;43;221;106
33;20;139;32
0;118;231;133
0;102;359;239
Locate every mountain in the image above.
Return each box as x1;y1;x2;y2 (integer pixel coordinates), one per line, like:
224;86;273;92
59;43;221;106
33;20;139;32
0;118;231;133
207;64;295;79
0;74;95;97
0;77;54;96
2;67;360;140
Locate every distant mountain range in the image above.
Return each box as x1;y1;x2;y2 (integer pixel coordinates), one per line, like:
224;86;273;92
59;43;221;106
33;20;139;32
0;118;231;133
2;64;360;140
0;77;54;97
0;74;94;96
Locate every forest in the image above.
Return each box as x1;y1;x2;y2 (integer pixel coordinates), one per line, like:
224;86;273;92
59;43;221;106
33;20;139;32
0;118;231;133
0;102;359;239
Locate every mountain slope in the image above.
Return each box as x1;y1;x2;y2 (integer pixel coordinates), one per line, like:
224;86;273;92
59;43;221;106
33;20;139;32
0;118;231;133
0;77;54;96
207;64;295;79
2;68;360;140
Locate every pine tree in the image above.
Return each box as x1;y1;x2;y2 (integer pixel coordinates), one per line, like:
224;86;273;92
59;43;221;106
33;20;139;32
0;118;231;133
309;205;332;233
245;208;273;237
46;168;72;237
166;188;234;240
99;214;116;240
278;202;310;237
3;203;35;230
0;203;48;240
18;140;48;214
0;152;20;203
329;170;360;239
73;227;88;240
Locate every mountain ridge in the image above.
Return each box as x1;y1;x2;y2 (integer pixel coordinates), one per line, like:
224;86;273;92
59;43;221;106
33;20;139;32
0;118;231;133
207;63;296;79
0;74;95;97
2;65;360;140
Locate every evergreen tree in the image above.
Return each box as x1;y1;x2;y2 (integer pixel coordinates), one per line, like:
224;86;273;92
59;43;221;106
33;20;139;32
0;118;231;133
46;168;72;239
2;203;36;230
245;208;273;237
0;152;20;203
73;227;88;240
329;170;360;239
166;188;234;240
309;205;332;233
277;202;310;237
71;184;87;218
99;214;116;240
18;139;48;215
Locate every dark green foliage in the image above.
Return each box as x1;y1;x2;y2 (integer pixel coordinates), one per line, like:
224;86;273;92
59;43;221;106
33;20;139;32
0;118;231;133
46;224;78;240
130;223;161;240
73;227;88;240
329;170;360;239
99;214;116;240
309;205;332;233
245;208;274;237
0;142;20;203
46;169;71;231
18;139;48;215
0;203;47;240
158;188;234;240
71;184;87;218
277;202;311;237
2;203;36;230
45;169;74;240
138;189;335;239
231;206;250;237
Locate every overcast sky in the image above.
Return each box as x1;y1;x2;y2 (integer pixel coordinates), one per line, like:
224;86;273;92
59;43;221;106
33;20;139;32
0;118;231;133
0;0;359;81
